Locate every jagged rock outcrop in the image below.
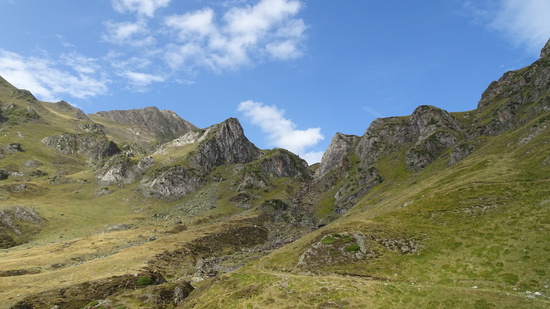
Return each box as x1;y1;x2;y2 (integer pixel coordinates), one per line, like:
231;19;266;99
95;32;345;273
42;133;120;165
139;165;205;201
236;148;312;191
0;100;40;125
542;39;550;59
140;118;261;201
311;105;465;215
96;155;155;186
78;122;105;134
259;149;311;179
188;118;262;173
473;39;550;136
316;133;359;179
0;143;24;158
309;39;550;219
0;206;43;248
356;105;462;171
0;169;9;180
319;105;463;177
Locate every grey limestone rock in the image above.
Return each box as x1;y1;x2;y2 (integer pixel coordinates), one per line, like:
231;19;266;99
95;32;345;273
96;155;155;186
42;133;120;165
139;165;205;201
189;118;261;173
315;133;359;179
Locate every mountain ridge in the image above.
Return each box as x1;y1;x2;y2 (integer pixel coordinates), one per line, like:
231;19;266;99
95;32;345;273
0;39;548;308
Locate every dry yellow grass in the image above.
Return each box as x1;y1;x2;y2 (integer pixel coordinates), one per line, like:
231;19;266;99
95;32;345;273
0;216;238;308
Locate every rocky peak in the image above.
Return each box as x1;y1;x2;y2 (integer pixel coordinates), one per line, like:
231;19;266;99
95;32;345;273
408;105;461;137
316;133;359;179
474;39;550;136
139;118;261;201
190;118;261;172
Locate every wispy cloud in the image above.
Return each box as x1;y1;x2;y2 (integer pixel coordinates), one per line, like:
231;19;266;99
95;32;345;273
163;0;306;71
491;0;550;52
111;0;172;17
0;49;109;102
238;100;324;164
464;0;550;53
0;0;308;102
123;70;165;90
102;20;155;46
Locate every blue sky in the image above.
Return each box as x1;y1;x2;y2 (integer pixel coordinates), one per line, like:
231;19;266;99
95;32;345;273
0;0;549;163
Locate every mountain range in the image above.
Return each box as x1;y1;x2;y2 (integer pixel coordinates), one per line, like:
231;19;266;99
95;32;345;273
0;39;549;308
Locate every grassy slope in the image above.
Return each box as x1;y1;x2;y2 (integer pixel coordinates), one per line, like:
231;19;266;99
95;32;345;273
0;85;183;306
0;115;308;307
182;114;550;308
2;73;549;308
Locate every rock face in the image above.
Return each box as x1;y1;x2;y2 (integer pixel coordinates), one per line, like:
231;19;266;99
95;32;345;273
0;206;43;248
355;105;462;171
140;118;261;200
236;148;312;191
310;105;464;214
473;40;550;136
309;39;550;219
257;149;311;180
42;133;120;165
316;133;359;179
189;118;261;173
139;165;205;201
96;155;155;186
0;143;24;158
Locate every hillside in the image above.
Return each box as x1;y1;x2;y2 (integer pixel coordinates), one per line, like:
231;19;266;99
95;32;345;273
0;39;549;309
180;39;550;309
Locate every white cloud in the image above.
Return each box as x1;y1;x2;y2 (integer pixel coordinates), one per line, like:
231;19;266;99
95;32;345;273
491;0;550;52
164;0;306;71
0;49;109;102
103;20;155;46
111;0;171;17
464;0;550;54
165;8;216;39
266;39;301;60
123;70;165;89
98;0;307;90
238;100;324;164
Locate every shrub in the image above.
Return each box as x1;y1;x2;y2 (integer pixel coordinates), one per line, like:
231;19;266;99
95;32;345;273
137;276;153;286
345;244;361;252
342;235;355;243
321;235;336;244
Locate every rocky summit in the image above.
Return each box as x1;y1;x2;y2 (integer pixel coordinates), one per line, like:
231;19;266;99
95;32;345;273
0;40;549;309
